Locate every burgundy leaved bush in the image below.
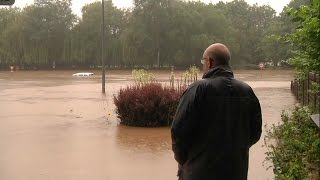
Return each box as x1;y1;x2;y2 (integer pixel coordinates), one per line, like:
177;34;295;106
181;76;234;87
113;83;184;127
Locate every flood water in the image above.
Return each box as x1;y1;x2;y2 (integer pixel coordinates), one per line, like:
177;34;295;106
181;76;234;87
0;69;295;180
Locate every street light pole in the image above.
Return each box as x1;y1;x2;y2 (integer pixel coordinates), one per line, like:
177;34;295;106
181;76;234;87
101;0;106;94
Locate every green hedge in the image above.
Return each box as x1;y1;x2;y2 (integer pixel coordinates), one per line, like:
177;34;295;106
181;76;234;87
265;107;320;179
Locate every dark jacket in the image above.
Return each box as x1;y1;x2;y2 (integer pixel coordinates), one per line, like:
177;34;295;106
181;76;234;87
171;65;262;180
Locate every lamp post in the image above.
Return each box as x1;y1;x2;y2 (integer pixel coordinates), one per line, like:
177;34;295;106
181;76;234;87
101;0;106;94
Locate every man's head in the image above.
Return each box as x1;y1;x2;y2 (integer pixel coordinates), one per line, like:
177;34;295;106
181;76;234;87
201;43;231;72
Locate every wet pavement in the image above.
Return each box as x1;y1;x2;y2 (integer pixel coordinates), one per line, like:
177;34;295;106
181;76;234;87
0;70;295;180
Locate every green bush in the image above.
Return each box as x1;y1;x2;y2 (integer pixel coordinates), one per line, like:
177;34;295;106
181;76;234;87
265;107;320;180
132;69;156;85
170;65;200;89
113;83;183;127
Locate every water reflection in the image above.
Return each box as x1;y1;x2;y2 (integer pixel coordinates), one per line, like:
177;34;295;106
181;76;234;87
116;125;171;154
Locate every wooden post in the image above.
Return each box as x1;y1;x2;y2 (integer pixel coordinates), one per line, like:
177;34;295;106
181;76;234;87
306;73;310;105
302;79;305;105
295;80;298;100
296;80;299;97
318;73;320;113
313;73;318;108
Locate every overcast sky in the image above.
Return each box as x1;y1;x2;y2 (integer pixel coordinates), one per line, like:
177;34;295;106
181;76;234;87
13;0;292;16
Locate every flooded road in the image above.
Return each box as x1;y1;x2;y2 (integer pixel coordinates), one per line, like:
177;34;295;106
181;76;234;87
0;70;295;180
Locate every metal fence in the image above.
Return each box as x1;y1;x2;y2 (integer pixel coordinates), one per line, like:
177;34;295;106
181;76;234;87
291;72;320;109
291;72;320;128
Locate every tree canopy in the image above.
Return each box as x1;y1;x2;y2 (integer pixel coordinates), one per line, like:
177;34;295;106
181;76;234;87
0;0;313;69
287;0;320;76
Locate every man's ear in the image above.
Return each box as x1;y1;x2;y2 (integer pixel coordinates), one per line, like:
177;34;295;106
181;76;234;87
208;59;215;69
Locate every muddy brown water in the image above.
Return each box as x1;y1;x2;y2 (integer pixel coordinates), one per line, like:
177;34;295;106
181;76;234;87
0;70;295;180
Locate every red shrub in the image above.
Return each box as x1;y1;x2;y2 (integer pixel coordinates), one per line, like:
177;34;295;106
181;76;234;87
113;83;183;127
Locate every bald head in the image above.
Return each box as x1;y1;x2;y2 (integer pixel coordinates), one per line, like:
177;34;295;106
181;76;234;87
203;43;231;67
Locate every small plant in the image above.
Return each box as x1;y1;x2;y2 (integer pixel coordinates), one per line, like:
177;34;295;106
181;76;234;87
113;83;182;127
170;65;200;90
132;69;155;85
265;107;320;180
183;65;200;82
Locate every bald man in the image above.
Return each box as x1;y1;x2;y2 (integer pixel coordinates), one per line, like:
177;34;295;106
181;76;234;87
171;43;262;180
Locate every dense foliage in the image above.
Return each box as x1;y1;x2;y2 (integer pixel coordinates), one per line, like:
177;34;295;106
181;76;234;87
265;1;320;179
0;0;310;69
265;107;320;180
113;83;182;127
287;0;320;77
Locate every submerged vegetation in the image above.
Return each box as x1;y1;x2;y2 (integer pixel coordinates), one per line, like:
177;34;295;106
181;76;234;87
113;83;182;127
114;68;199;127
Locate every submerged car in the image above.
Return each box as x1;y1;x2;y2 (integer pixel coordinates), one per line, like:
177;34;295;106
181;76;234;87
72;72;94;76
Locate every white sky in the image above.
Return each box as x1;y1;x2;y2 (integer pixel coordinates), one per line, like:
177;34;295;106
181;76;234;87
13;0;291;16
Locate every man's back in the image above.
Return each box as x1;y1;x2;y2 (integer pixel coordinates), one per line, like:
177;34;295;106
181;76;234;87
171;65;262;180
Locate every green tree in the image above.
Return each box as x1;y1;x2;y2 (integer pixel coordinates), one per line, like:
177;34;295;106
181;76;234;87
0;7;21;67
66;1;125;67
1;0;309;70
288;0;320;76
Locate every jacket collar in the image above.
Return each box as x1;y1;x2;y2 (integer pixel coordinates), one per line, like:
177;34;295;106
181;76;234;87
202;65;234;79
